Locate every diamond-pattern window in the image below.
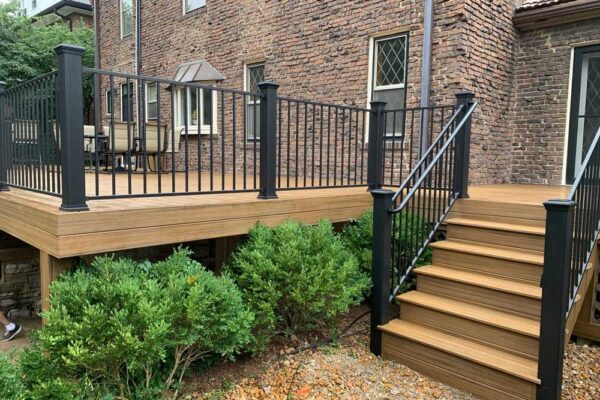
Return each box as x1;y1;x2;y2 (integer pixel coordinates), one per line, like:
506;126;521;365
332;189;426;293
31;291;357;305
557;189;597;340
375;35;407;88
247;64;265;94
582;57;600;156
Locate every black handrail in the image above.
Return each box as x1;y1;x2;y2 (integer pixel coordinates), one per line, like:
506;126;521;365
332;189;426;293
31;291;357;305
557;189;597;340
537;124;600;399
369;92;476;355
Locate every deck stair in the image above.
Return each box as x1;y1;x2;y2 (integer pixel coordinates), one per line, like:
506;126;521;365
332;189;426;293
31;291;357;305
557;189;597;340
379;198;550;400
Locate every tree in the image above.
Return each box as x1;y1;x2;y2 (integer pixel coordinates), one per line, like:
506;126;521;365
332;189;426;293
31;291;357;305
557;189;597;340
0;1;94;86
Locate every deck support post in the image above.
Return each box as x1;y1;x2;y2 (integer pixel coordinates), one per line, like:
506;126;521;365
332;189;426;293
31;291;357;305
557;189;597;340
536;200;576;400
258;81;279;199
0;81;9;192
39;251;75;316
370;189;394;356
55;44;88;211
453;91;475;199
367;101;387;191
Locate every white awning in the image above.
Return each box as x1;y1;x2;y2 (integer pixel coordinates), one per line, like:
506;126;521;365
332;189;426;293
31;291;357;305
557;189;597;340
173;60;225;82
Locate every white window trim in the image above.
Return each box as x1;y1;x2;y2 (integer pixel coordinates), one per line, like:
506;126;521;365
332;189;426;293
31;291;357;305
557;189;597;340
244;62;265;141
175;84;218;136
367;33;409;140
372;33;408;92
120;0;133;39
145;82;158;122
183;0;206;14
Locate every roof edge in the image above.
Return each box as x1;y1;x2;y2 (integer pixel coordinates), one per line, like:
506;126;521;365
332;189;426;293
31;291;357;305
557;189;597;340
514;0;600;30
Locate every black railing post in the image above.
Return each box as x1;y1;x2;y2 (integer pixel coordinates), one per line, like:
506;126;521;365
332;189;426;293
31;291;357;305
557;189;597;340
536;199;575;400
0;81;8;192
258;81;279;199
453;91;475;198
367;101;386;191
55;44;88;211
370;189;394;356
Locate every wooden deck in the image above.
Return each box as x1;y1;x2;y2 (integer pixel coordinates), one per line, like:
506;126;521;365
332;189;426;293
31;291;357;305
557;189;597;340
0;182;573;259
0;175;372;258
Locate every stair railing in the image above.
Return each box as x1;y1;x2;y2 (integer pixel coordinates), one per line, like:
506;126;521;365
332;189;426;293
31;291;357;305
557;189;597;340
537;125;600;400
370;92;477;355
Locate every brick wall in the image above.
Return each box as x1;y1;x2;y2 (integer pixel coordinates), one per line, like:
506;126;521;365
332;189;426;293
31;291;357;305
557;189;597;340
511;18;600;184
96;0;525;185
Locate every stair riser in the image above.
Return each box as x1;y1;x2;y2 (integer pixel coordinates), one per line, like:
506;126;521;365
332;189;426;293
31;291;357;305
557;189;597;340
447;225;545;253
400;302;539;359
382;333;537;400
432;248;542;284
417;275;541;318
452;200;546;226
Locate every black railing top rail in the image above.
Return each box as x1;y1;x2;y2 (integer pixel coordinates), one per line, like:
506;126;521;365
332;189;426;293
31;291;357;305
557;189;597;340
568;126;600;201
83;67;262;97
277;95;371;113
391;103;473;207
2;71;58;95
384;104;457;113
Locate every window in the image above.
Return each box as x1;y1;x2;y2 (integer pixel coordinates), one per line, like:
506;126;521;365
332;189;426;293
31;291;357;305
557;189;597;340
105;89;113;115
176;85;216;134
32;0;37;9
184;0;206;13
371;34;408;137
121;83;134;122
121;0;134;38
145;83;158;121
245;63;265;140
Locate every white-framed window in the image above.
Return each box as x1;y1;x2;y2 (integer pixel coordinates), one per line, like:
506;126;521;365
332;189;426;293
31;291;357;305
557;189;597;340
145;82;158;121
244;63;265;141
175;85;217;135
370;33;408;137
121;82;134;122
121;0;134;38
184;0;206;13
32;0;37;9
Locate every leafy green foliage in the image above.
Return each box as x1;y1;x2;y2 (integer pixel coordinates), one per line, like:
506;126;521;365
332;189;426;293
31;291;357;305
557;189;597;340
341;209;433;274
14;248;253;399
0;1;94;86
225;220;370;352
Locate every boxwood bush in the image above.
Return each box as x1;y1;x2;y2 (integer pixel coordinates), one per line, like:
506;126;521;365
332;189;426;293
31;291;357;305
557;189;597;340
6;248;253;399
225;220;370;352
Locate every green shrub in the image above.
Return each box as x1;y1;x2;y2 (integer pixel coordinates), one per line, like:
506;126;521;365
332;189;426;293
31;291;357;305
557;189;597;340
341;209;433;281
29;248;253;399
225;220;370;352
0;353;25;400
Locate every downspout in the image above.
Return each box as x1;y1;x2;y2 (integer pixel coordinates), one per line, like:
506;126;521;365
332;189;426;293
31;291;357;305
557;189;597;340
419;0;434;160
93;0;101;133
135;0;142;138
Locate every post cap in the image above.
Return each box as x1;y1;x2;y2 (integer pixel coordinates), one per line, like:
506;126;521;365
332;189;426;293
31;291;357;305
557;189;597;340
257;81;279;90
544;199;576;211
370;101;387;110
455;91;475;100
54;44;86;56
371;189;395;199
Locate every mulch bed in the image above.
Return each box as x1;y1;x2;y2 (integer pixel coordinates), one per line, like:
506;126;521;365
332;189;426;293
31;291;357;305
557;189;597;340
183;305;600;400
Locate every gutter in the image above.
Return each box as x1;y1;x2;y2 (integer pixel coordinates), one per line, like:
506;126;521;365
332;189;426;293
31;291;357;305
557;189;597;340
34;0;93;18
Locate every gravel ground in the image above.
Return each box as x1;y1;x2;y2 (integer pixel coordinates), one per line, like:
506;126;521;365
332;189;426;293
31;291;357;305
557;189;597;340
186;306;600;400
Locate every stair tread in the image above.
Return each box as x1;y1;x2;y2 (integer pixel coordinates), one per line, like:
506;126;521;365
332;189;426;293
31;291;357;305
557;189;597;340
397;291;540;338
446;217;545;236
416;265;542;299
380;320;540;384
430;240;544;265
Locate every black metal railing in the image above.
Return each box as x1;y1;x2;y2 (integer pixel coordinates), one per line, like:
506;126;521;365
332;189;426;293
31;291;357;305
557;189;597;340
276;97;370;189
537;124;600;399
369;92;477;355
0;72;62;197
382;105;457;187
0;43;460;211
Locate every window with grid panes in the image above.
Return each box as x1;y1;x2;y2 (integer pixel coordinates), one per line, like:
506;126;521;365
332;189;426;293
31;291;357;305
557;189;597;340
245;63;264;140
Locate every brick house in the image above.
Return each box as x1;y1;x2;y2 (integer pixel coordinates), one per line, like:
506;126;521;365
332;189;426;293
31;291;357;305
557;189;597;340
92;0;600;188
